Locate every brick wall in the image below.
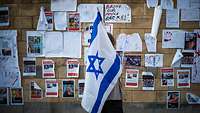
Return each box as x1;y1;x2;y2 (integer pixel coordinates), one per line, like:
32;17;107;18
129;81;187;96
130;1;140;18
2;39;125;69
0;0;200;113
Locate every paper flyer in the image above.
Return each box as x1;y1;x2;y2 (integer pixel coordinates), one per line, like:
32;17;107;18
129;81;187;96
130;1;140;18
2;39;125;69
23;57;36;76
177;69;191;88
145;54;163;67
45;11;53;31
181;51;194;67
68;12;80;31
42;59;55;78
0;7;9;26
124;54;141;67
78;79;85;98
186;93;200;104
0;88;9;105
160;68;174;87
160;0;174;9
66;59;80;78
54;11;67;30
45;79;58;97
166;9;179;28
51;0;77;11
125;69;139;88
10;88;24;105
167;91;180;109
30;81;43;99
184;32;197;51
37;7;48;31
171;49;183;67
144;33;157;52
142;72;154;90
62;80;75;98
192;52;200;83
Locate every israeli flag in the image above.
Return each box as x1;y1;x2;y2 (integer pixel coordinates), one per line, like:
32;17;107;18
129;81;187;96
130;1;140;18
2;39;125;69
81;12;122;113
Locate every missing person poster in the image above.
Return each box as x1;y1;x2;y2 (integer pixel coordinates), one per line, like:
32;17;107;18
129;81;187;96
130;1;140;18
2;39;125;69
184;32;197;51
23;57;36;76
177;69;191;88
10;88;24;105
45;79;58;97
125;69;139;88
30;81;43;99
124;54;141;68
78;79;85;98
167;91;180;109
0;88;9;105
66;59;79;78
42;59;55;78
68;12;80;31
62;80;75;98
142;72;154;90
160;68;174;87
45;11;53;31
181;51;194;67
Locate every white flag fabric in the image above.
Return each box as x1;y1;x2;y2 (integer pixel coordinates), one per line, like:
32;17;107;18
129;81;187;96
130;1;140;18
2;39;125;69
37;7;48;31
81;12;122;113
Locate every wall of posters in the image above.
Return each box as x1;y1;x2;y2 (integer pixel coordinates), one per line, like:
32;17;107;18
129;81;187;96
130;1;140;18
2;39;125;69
142;72;154;90
167;91;180;109
125;69;139;88
0;7;9;26
66;59;79;78
23;57;36;76
42;59;55;78
62;80;75;98
105;4;131;23
45;79;58;97
78;79;85;98
10;88;23;105
177;69;191;88
124;54;141;68
145;54;163;67
0;88;9;105
30;81;43;99
68;12;80;31
160;68;174;87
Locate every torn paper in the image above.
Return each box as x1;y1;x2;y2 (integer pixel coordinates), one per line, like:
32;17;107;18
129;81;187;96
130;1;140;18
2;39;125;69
144;33;157;52
166;9;179;28
37;7;48;31
186;93;200;104
171;49;183;67
151;6;162;38
146;0;158;8
145;54;163;67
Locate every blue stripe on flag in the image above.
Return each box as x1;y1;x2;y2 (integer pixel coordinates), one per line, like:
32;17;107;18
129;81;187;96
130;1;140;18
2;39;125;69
91;55;121;113
90;12;102;44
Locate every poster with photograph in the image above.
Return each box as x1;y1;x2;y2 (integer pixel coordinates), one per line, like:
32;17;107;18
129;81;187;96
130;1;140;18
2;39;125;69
167;91;180;109
23;57;36;76
78;79;85;98
0;7;9;26
26;31;44;57
194;29;200;52
192;52;200;83
42;59;55;78
125;69;139;88
0;88;9;105
185;32;197;51
45;11;53;31
177;69;190;88
160;68;174;87
10;88;23;105
124;54;141;67
66;59;79;78
105;4;131;23
145;54;163;67
62;80;75;98
45;79;58;97
68;12;80;31
30;81;43;99
181;51;194;67
142;72;154;90
186;93;200;104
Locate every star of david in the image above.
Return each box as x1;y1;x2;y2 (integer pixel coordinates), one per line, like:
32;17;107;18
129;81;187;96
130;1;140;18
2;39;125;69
87;51;105;80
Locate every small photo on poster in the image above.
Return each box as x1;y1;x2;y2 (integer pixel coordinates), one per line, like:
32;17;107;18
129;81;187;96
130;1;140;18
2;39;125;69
45;11;53;31
181;51;194;67
42;59;55;78
185;32;197;51
45;79;58;97
125;69;139;88
0;38;12;57
23;57;36;76
10;88;24;105
66;59;79;78
177;69;191;88
30;81;43;99
68;12;80;31
0;88;9;105
142;72;154;90
0;7;9;26
160;68;174;87
124;54;141;67
62;80;75;98
167;91;180;109
78;79;85;98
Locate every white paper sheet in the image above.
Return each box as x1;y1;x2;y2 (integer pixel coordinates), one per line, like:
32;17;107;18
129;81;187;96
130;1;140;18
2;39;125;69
194;29;200;52
177;0;190;9
151;6;162;38
44;32;63;57
146;0;158;8
192;53;200;83
54;12;67;30
104;4;131;23
116;33;142;52
190;0;200;9
144;33;157;52
145;54;163;67
45;79;58;97
166;9;180;28
171;49;183;67
160;0;174;9
78;4;104;22
162;30;185;48
51;0;77;11
181;9;200;21
37;7;48;31
186;93;200;104
63;32;81;58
